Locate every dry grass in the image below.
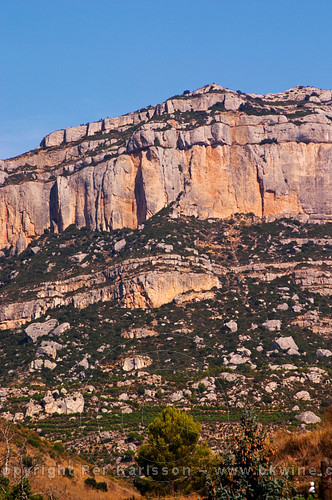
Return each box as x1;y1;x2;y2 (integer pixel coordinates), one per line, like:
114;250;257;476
273;408;332;472
0;419;141;500
29;461;142;500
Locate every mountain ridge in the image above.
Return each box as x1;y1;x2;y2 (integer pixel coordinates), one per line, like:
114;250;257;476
0;83;332;253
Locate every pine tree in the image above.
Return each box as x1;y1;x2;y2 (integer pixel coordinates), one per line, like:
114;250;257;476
135;406;213;496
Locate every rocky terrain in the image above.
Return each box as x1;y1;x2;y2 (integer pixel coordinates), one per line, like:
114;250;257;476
0;84;332;253
0;84;331;473
0;210;331;470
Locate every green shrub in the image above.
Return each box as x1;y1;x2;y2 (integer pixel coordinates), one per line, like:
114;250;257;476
198;382;207;394
239;103;277;115
84;476;108;491
85;477;97;488
97;481;108;491
53;442;65;453
27;436;42;448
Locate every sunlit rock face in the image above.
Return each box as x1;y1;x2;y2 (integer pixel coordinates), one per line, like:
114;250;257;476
1;83;331;252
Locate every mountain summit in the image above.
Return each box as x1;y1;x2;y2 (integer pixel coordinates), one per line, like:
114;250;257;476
1;84;331;253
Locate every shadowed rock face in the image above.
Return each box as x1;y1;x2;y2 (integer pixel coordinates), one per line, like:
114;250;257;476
1;83;331;252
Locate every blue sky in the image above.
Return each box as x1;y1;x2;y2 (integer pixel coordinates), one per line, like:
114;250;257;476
1;0;331;159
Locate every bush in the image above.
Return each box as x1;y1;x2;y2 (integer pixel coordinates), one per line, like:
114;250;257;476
85;476;108;492
27;436;42;448
85;477;97;488
97;481;108;491
198;382;207;394
204;407;294;499
53;442;65;453
239;103;277;116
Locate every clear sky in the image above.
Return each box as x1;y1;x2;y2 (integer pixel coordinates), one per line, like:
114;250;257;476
1;0;331;159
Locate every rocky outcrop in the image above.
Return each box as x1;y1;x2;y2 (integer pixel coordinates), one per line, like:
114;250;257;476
121;328;158;339
295;411;321;424
0;84;331;252
0;254;220;329
294;267;332;295
273;336;300;355
121;355;152;372
25;319;59;342
26;391;84;417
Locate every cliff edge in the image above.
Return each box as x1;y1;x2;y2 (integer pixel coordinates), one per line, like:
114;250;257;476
1;83;331;253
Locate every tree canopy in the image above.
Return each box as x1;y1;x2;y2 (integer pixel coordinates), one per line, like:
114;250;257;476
135;406;213;496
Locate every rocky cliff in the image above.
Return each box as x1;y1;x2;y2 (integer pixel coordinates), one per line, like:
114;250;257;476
1;83;332;252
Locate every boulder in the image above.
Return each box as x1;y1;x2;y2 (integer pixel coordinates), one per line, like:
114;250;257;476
306;371;322;384
263;320;281;332
316;349;332;358
219;372;241;383
277;303;289;311
37;340;62;359
228;353;250;365
273;336;299;353
2;412;13;422
237;347;251;356
206;392;217;401
119;393;129;401
295;391;311;401
78;357;89;370
64;393;84;414
69;253;88;263
225;320;238;333
295;411;321;424
25;319;58;343
44;360;57;370
30;359;44;370
121;355;152;372
265;382;278;393
42;391;84;414
287;348;301;356
14;412;24;423
53;322;71;335
157;242;173;253
26;401;42;418
169;391;184;402
114;238;126;252
192;377;215;390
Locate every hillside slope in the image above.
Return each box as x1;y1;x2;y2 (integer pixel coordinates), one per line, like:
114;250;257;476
0;213;331;470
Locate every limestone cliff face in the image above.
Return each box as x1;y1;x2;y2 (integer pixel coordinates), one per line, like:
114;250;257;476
0;254;220;329
1;83;332;252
